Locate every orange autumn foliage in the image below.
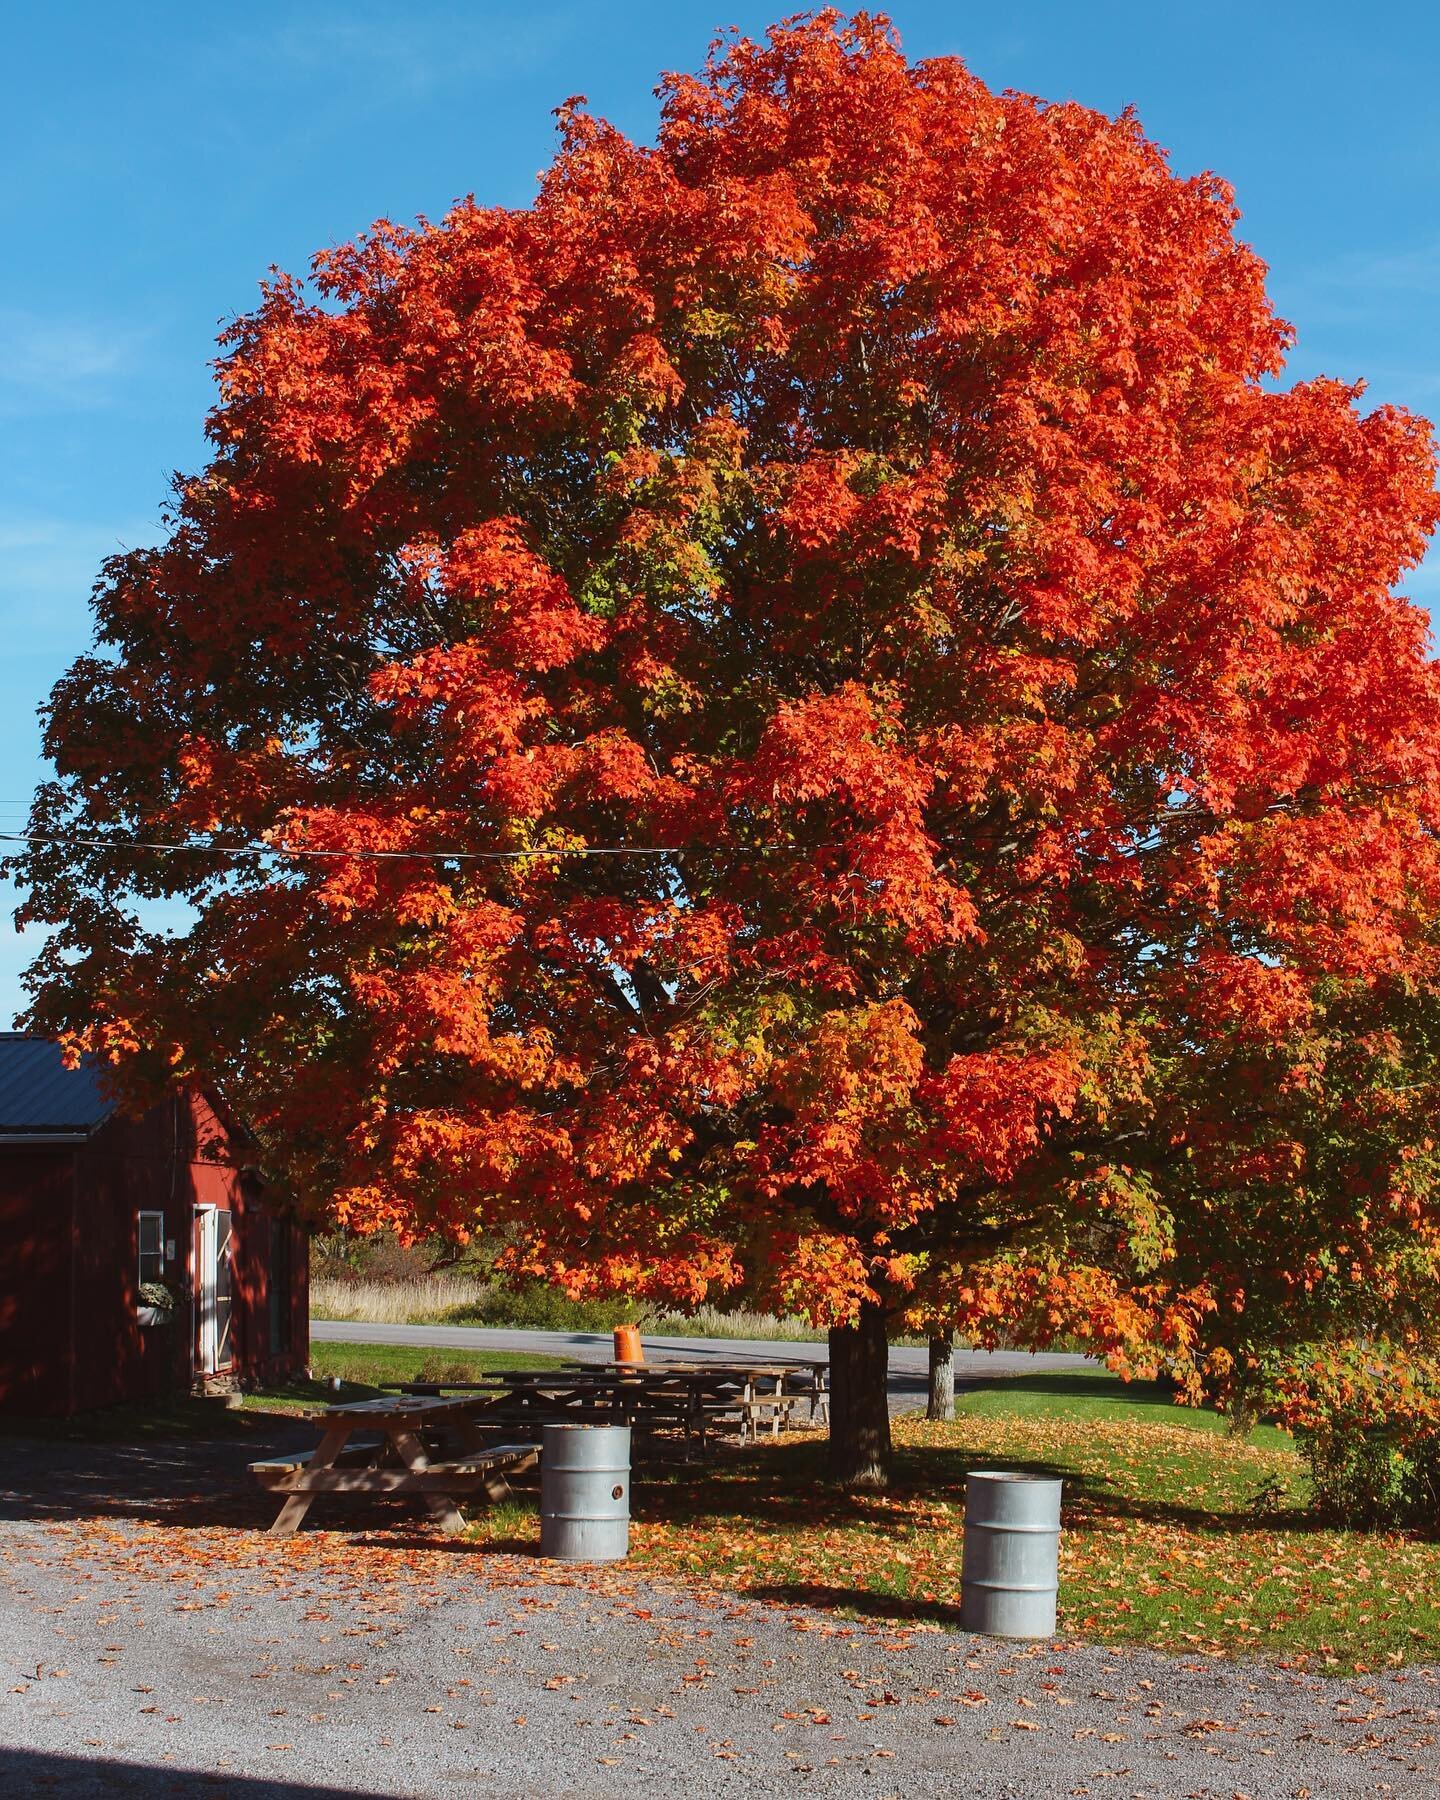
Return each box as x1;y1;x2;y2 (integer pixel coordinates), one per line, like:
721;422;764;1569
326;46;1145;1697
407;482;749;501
13;13;1440;1424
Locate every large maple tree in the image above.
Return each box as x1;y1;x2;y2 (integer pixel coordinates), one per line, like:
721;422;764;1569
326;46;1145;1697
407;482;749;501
13;13;1440;1483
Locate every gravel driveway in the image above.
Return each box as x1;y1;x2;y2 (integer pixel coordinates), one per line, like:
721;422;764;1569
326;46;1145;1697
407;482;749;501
0;1429;1435;1798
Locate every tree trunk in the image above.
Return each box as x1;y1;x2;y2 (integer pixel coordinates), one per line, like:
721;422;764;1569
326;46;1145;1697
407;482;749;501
827;1300;892;1488
927;1332;955;1421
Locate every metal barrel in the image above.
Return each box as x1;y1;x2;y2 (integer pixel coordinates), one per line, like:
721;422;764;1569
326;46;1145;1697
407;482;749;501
539;1424;631;1562
960;1470;1062;1638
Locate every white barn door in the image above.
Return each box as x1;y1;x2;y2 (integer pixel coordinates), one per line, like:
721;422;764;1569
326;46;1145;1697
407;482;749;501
194;1207;234;1376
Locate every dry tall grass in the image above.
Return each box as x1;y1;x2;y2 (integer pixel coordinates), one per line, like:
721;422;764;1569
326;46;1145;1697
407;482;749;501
309;1275;822;1342
661;1303;823;1343
311;1276;484;1325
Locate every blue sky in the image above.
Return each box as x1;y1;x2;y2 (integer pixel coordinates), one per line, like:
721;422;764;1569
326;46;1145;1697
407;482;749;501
2;1;1437;1024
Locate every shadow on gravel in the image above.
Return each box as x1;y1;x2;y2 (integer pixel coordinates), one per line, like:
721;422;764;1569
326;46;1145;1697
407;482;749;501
0;1423;311;1529
888;1371;928;1400
0;1423;549;1542
347;1529;540;1557
0;1376;1323;1570
0;1745;373;1798
748;1580;968;1630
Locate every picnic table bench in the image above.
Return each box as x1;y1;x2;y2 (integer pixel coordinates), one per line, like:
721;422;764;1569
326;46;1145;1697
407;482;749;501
249;1394;537;1536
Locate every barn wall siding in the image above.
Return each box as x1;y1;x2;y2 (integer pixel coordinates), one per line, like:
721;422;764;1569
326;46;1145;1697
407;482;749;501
0;1151;76;1415
71;1118;198;1413
0;1084;308;1417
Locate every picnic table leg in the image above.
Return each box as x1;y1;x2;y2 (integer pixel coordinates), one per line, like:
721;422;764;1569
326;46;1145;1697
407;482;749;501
389;1427;467;1536
482;1464;523;1502
452;1418;525;1502
688;1388;702;1459
267;1424;352;1537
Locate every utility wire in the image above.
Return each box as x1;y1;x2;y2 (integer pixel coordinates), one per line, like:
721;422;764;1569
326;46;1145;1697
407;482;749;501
0;829;831;863
1;816;1204;866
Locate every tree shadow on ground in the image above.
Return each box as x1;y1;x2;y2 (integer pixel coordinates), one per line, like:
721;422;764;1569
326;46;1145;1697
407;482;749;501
0;1387;1333;1561
956;1372;1177;1407
0;1744;371;1796
747;1581;968;1629
639;1432;1330;1542
0;1416;340;1530
0;1379;387;1447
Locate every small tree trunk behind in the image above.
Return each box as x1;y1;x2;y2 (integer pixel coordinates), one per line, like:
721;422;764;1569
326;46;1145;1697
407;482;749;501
927;1332;955;1421
827;1299;892;1488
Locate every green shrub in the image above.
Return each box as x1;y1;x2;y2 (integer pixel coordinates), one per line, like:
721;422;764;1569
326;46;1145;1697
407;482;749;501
310;1230;433;1284
441;1284;651;1334
1299;1419;1440;1529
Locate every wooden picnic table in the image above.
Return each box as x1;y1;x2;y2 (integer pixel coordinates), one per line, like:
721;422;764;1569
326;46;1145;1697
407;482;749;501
393;1369;701;1451
396;1357;830;1453
561;1358;831;1434
249;1393;538;1536
400;1368;700;1442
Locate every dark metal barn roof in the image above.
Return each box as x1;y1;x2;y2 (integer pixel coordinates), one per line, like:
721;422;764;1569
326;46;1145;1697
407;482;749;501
0;1035;113;1136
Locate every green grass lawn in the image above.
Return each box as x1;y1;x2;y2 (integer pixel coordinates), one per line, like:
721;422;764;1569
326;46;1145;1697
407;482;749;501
955;1368;1296;1451
236;1339;568;1415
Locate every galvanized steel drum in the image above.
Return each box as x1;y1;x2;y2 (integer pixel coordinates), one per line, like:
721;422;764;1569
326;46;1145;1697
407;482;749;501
960;1470;1062;1638
540;1424;631;1562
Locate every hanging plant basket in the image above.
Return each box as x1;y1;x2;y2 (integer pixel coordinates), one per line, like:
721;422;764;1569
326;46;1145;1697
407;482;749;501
137;1282;179;1328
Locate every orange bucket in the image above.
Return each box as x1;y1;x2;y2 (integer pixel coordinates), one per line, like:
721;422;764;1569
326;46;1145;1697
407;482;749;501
613;1323;644;1365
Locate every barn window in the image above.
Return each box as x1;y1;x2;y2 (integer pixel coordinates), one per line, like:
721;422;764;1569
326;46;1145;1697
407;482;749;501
137;1210;166;1286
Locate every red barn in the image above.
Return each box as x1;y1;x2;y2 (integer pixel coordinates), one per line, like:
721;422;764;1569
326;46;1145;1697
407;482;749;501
0;1035;308;1416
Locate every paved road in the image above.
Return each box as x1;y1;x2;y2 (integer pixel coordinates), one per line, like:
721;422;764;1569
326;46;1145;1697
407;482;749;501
309;1319;1093;1413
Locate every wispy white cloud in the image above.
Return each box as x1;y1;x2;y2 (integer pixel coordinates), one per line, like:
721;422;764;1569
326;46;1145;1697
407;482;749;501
1328;238;1440;294
226;3;579;101
0;311;149;414
1282;235;1440;337
175;4;586;211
